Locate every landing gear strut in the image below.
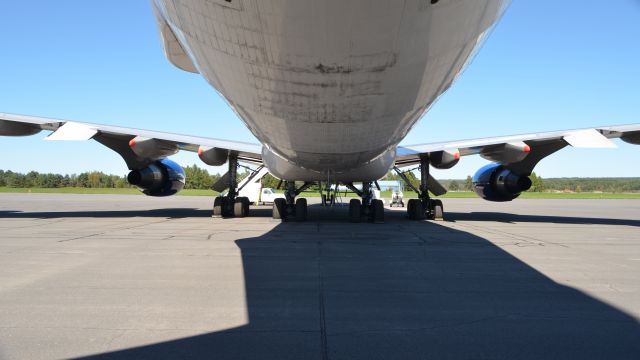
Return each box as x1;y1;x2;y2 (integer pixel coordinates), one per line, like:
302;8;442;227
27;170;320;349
213;154;250;218
318;181;336;206
394;155;444;221
345;182;384;223
272;181;312;222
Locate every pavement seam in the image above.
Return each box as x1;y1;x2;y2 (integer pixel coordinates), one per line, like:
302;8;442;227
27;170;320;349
318;235;329;360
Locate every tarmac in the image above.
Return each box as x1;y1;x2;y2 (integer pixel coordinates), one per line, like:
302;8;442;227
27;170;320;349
0;193;639;359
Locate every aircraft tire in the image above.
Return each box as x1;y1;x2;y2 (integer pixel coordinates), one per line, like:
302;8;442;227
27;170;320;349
234;199;247;218
295;198;307;222
349;199;361;223
273;198;286;220
432;199;444;221
372;199;384;224
213;197;224;217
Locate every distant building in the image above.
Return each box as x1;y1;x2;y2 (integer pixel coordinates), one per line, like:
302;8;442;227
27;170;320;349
335;180;403;192
376;180;403;192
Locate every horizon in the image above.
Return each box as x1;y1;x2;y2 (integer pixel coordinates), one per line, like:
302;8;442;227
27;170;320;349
2;167;640;182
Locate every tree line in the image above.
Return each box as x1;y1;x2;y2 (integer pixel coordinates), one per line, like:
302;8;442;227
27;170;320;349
1;167;639;193
0;170;131;188
0;166;247;190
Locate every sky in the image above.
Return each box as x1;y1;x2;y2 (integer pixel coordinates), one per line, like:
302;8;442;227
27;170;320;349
0;0;639;179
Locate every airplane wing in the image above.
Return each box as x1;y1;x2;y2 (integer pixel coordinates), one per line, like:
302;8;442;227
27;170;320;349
0;112;263;169
396;124;640;176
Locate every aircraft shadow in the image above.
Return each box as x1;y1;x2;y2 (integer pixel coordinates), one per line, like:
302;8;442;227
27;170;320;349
0;208;273;219
0;205;637;227
446;212;640;227
77;208;640;359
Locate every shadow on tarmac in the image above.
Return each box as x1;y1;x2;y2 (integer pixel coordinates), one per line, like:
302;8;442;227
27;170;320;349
64;206;640;360
1;206;638;227
446;212;640;227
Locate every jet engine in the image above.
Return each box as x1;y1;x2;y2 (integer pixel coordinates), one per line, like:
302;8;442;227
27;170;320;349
472;163;532;202
127;159;185;197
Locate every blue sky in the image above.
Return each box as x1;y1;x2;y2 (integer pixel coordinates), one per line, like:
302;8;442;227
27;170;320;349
0;0;638;179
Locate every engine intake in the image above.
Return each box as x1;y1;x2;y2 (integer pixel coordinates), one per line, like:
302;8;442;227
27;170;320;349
472;163;532;202
127;159;185;197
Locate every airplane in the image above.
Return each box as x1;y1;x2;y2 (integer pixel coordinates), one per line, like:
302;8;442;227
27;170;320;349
1;0;639;223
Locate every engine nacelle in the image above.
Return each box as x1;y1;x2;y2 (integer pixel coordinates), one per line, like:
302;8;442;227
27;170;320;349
127;159;185;197
472;163;532;202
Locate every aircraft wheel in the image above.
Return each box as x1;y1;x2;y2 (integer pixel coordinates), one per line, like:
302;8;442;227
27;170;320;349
273;198;286;220
295;198;307;222
407;199;416;220
372;199;384;224
234;199;247;218
213;197;224;217
407;199;424;220
241;197;250;215
349;199;361;223
431;199;444;221
234;197;250;218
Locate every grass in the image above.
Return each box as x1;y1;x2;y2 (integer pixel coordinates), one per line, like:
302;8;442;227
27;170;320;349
307;190;640;200
1;187;639;199
0;187;219;196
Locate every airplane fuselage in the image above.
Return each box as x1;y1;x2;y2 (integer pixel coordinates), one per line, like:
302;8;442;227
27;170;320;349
153;0;509;180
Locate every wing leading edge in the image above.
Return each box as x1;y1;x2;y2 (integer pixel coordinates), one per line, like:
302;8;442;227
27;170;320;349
0;112;262;169
396;124;640;176
2;112;640;185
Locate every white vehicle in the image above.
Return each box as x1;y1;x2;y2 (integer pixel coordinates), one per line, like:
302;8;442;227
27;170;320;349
1;1;639;222
219;166;284;205
256;188;285;206
390;191;405;208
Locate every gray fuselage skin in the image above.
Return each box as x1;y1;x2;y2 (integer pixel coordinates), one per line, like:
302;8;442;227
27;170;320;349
153;0;509;181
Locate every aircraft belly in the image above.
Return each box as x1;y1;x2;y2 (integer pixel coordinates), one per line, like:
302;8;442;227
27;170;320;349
155;0;509;171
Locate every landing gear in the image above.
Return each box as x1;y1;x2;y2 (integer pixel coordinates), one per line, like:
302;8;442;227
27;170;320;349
319;182;336;207
320;193;335;206
295;198;308;221
372;198;384;224
345;182;385;223
349;198;361;222
212;154;251;218
272;198;286;220
395;155;445;221
407;198;423;220
272;181;312;221
234;197;250;218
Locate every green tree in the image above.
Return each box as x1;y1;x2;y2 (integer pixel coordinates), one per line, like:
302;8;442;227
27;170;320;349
464;176;473;191
448;180;460;191
529;172;545;192
261;173;282;189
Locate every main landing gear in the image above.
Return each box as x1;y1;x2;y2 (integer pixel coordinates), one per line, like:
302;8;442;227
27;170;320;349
394;155;445;221
272;181;312;222
212;154;251;218
345;182;384;223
